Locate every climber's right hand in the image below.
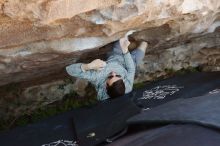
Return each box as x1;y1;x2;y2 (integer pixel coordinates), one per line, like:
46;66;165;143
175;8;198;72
81;59;106;72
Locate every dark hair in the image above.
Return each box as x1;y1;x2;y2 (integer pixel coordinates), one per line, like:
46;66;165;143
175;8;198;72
107;79;125;99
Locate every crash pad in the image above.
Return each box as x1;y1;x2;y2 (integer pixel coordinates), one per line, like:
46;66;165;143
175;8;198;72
72;95;140;146
128;92;220;130
132;72;220;109
107;124;220;146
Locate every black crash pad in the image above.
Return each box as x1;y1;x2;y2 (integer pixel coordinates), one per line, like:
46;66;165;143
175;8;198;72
72;95;140;146
107;124;220;146
0;96;140;146
132;72;220;109
128;92;220;130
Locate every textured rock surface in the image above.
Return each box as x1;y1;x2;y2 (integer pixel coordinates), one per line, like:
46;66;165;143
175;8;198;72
0;0;220;119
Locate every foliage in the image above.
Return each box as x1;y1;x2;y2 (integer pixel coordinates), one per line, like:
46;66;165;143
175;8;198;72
0;91;97;131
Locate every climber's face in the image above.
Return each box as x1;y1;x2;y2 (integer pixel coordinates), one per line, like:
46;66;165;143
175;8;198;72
106;72;121;86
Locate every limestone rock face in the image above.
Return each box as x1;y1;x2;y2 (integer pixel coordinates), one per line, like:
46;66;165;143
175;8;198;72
1;0;220;119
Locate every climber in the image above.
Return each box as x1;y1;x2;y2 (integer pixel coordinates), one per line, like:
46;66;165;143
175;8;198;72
66;35;148;100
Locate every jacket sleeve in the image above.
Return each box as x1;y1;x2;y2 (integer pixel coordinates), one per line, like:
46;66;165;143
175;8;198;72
66;63;97;83
123;52;136;92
